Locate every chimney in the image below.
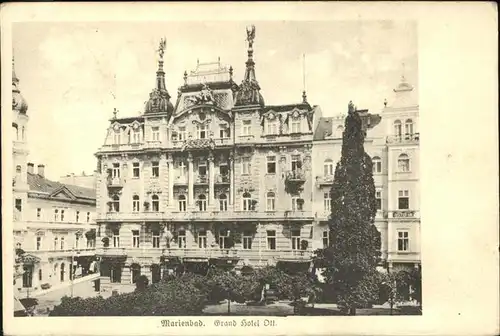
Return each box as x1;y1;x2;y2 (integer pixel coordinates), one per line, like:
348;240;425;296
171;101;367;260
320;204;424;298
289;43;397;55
27;163;34;174
37;164;45;177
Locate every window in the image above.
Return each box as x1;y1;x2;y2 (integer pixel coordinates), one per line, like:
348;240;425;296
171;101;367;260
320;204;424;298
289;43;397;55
61;210;65;222
375;191;382;210
178;160;187;177
112;229;120;247
219;194;228;211
113;131;121;145
267;120;278;135
15;199;22;212
132;162;140;178
132;230;140;248
242;192;254;211
267;156;276;174
75;234;80;249
198;160;207;179
291;155;302;172
13;124;18;140
16;165;22;175
398;190;409;209
198;230;207;248
242;120;251;136
267;230;276;250
290;119;301;134
405;119;414;135
324;159;334;176
197;194;207;212
394;120;402;137
132;195;140;212
197;125;207;139
112;163;120;178
111;195;120;212
75;211;80;222
132;130;141;144
266;192;276;211
178;195;187;212
86;212;91;223
110;265;122;283
37;208;42;220
36;236;42;251
242;157;251;175
398;154;410;172
243;230;253;249
60;237;65;250
39;269;43;282
152;195;160;212
178;230;186;248
292;196;303;211
291;229;301;250
323;192;331;212
335;125;344;138
322;231;329;248
54;209;59;221
372;156;382;174
22;126;25;140
152;161;159;177
131;264;141;284
219;229;230;249
219;126;230;138
152;127;160;141
152;230;160;248
178;127;186;141
22;266;33;288
397;231;409;251
54;237;58;250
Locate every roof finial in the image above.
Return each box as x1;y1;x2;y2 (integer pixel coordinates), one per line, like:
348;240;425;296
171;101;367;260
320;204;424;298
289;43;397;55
113;108;118;119
302;53;307;103
183;70;188;85
401;62;406;81
229;65;233;80
384;98;388;107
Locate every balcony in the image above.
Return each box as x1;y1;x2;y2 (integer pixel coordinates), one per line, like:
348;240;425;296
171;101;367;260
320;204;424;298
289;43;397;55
98;211;166;222
316;175;334;187
214;174;231;184
173;176;188;186
96;247;127;257
236;135;255;144
144;140;162;150
30;248;96;260
162;248;238;260
262;133;313;143
387;210;420;219
314;211;330;221
194;175;209;185
285;170;306;184
106;177;123;188
182;138;216;151
387;251;420;263
276;249;313;262
386;133;420;144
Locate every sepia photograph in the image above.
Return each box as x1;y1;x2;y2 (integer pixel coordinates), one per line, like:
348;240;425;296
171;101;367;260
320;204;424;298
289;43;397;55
10;19;421;318
2;2;498;336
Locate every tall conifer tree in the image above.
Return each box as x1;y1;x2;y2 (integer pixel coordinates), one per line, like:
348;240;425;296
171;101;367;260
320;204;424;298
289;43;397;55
321;101;381;315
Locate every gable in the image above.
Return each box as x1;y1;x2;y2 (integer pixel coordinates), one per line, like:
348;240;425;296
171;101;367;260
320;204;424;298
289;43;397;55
49;186;77;201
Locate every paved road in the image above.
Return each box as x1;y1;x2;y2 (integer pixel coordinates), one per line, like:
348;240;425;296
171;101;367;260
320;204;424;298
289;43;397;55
34;280;100;316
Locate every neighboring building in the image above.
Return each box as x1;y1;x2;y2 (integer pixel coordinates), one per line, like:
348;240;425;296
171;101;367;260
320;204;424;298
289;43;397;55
312;75;420;273
11;55;98;297
94;27;321;293
60;172;98;190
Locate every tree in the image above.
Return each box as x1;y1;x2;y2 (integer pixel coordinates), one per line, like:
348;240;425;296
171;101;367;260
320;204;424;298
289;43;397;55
135;275;149;291
322;101;381;315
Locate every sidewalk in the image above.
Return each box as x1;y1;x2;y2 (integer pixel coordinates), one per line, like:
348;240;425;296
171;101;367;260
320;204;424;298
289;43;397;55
30;273;99;298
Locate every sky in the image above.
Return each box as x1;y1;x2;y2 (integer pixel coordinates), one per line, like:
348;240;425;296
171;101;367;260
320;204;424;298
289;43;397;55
13;21;417;180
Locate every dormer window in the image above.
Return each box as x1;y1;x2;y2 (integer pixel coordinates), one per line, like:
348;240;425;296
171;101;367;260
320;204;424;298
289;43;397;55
178;127;186;141
242;120;251;136
152;127;160;141
197;125;207;139
113;131;121;145
132;130;141;144
266;120;278;135
290;119;301;134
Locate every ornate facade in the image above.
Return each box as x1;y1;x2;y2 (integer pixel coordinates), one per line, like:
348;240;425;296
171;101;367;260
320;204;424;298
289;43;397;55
12;55;98;297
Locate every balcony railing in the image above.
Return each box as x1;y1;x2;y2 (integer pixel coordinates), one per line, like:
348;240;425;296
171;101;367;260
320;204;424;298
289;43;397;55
106;177;123;188
236;135;255;143
316;175;334;186
387;210;420;219
215;174;230;184
285;170;306;183
174;176;188;185
277;249;313;261
144;140;162;149
30;248;96;258
162;248;239;259
195;175;209;184
386;133;420;144
182;138;216;151
96;247;127;256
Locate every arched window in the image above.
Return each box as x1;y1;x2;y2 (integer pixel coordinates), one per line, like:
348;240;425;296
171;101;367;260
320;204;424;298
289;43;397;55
13;123;18;141
151;195;159;212
398;154;410;172
197;194;207;212
16;165;22;174
111;195;120;212
372;156;382;174
323;159;334;176
219;194;228;211
242;192;253;211
132;195;140;212
178;195;186;212
22;126;25;140
335;125;344;138
266;192;275;211
394;120;402;137
405;119;414;136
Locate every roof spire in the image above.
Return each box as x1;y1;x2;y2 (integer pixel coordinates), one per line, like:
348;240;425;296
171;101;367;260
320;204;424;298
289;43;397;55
302;53;307;103
234;25;264;107
12;51;28;114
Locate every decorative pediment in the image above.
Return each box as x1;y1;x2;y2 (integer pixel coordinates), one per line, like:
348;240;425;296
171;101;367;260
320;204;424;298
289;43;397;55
111;122;121;132
130;120;142;130
49;186;77;201
22;254;41;265
289;108;302;119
